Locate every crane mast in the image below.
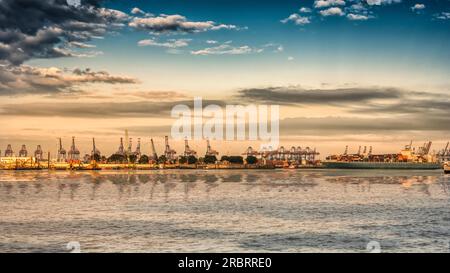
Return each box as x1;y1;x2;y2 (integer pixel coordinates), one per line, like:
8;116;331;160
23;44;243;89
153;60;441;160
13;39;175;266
150;138;158;160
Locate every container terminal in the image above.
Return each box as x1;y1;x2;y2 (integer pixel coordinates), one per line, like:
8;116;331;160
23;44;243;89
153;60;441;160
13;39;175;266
0;134;320;171
323;141;449;170
0;136;448;172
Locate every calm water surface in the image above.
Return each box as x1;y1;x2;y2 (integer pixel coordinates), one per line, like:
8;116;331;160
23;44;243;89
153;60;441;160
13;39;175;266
0;169;449;253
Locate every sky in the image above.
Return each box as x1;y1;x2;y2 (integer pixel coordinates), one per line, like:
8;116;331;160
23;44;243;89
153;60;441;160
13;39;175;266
1;0;450;157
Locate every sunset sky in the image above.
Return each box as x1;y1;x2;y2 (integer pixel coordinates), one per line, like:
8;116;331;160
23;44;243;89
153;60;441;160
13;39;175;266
1;0;450;157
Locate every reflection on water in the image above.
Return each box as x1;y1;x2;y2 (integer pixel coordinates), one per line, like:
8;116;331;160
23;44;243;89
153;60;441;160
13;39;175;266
0;169;449;253
1;170;448;200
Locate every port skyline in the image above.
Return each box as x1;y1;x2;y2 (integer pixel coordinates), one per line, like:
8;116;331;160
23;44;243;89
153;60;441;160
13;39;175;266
1;134;449;162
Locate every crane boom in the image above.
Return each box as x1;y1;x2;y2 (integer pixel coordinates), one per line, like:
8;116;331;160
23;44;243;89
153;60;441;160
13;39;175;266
444;142;449;156
151;138;158;160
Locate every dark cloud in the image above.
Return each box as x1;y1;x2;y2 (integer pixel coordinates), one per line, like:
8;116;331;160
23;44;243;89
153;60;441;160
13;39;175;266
236;86;404;105
280;116;450;134
0;0;128;65
351;99;450;115
236;85;450;115
0;65;137;95
0;99;227;117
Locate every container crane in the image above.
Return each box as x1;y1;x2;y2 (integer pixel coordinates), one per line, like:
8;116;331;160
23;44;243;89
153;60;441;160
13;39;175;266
150;138;158;160
19;145;28;157
164;136;176;160
205;139;218;156
34;145;43;161
184;138;197;157
57;138;67;162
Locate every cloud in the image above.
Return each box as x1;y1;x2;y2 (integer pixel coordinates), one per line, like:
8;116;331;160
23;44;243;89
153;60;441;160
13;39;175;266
129;14;241;34
263;43;284;53
0;99;227;118
349;3;367;11
319;7;345;16
206;40;218;44
0;65;137;96
114;91;189;101
131;7;145;15
351;98;450;115
435;12;450;20
314;0;346;8
280;116;450;133
236;85;450;122
365;0;402;6
68;41;96;48
190;43;263;56
0;0;128;66
137;38;191;48
299;7;312;13
236;86;403;105
281;14;311;25
287;56;294;61
347;14;370;20
411;4;425;12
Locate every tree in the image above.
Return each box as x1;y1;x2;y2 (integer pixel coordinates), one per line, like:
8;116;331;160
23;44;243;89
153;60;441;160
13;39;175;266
178;156;187;164
158;155;167;164
246;156;258;165
187;155;198;164
107;154;127;163
91;153;101;162
139;155;149;164
128;154;137;163
220;156;230;162
228;156;244;164
204;155;217;164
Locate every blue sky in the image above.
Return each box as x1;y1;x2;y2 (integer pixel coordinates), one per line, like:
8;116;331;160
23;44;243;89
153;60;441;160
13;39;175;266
2;0;450;155
28;0;450;94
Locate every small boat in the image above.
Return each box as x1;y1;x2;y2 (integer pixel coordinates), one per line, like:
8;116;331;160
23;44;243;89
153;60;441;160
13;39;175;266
444;162;450;174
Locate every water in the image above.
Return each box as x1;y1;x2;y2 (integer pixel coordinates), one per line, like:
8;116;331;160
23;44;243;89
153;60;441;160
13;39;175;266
0;169;449;253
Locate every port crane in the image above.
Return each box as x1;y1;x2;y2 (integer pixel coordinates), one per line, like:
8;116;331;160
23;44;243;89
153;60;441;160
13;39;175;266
4;144;13;157
34;145;43;161
164;136;177;160
205;139;218;156
91;138;101;160
183;138;197;157
57;138;66;162
116;138;125;156
68;136;80;161
443;142;449;156
134;138;141;158
127;138;133;156
150;138;158;160
19;145;27;157
243;146;259;157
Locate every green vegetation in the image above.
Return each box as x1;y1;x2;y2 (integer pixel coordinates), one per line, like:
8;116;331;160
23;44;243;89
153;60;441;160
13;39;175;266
221;156;244;164
179;156;187;164
246;156;258;165
220;155;230;162
187;155;198;164
178;155;198;164
128;154;137;163
204;155;217;164
179;155;198;164
107;154;127;163
91;153;101;162
157;155;167;164
138;155;149;164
